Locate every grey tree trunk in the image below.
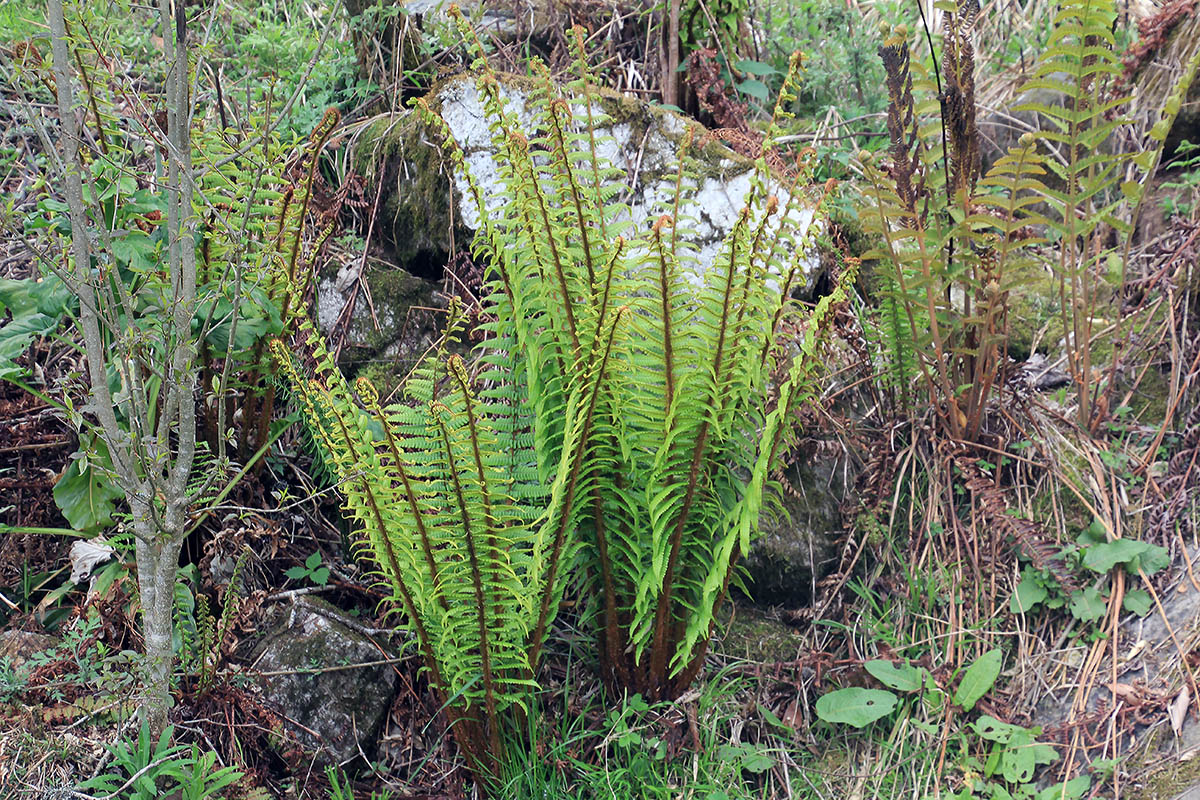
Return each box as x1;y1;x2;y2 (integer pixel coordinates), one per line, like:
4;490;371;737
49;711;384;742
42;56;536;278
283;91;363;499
46;0;200;741
133;511;179;736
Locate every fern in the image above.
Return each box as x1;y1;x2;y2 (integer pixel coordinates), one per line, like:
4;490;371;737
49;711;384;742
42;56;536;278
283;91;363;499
271;19;847;785
1011;0;1196;428
194;108;340;464
860;4;1061;440
424;22;849;700
270;209;618;782
864;0;1196;436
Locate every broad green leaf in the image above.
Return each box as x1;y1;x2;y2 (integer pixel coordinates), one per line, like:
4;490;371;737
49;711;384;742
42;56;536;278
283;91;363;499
734;59;777;77
1123;588;1152;616
1036;775;1090;800
954;649;1002;711
1083;539;1148;572
1138;543;1171;575
865;659;928;692
736;79;769;102
1079;518;1107;545
972;714;1019;743
1083;539;1170;575
1000;733;1058;784
1010;571;1048;613
0;275;73;380
815;687;897;727
1069;586;1106;624
53;435;123;532
1029;742;1059;766
1000;737;1036;784
110;233;158;273
741;749;774;773
717;744;741;762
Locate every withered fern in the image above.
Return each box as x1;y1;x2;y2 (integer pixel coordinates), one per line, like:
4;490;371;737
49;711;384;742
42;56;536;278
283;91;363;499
195;108;340;466
859;0;1197;591
862;0;1197;437
862;5;1040;441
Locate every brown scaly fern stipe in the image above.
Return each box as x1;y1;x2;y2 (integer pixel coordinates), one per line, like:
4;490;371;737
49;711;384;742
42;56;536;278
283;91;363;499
878;32;926;219
942;0;981;199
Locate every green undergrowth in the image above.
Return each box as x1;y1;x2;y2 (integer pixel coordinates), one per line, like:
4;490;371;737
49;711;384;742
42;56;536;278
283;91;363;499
491;662;816;800
0;0;41;43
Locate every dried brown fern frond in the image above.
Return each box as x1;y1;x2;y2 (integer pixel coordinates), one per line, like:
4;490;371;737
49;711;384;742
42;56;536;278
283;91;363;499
877;30;925;217
942;0;981;198
954;453;1077;592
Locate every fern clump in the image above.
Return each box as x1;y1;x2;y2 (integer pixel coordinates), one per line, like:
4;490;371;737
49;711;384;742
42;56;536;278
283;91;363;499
428;17;850;701
272;16;848;786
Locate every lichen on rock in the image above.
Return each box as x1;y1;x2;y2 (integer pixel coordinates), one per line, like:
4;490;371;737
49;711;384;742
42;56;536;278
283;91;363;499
248;596;399;764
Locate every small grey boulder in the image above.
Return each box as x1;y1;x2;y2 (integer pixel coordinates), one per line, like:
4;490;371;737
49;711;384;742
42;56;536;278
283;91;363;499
250;597;398;764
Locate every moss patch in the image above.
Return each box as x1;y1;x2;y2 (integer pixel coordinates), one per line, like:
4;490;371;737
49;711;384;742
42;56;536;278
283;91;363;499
712;602;802;664
336;266;440;396
1005;265;1066;360
352;113;460;276
1128;726;1200;799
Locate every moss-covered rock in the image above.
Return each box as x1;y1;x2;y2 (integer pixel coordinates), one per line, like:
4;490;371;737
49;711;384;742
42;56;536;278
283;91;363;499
351;111;462;277
739;457;847;607
1005;265;1064;360
712;602;802;664
249;596;399;764
335;71;828;392
316;263;441;396
349;73;823;292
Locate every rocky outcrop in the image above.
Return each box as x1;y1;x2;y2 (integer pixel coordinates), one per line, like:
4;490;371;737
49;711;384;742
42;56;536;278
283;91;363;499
0;629;57;672
349;74;818;281
401;0;558;42
331;73;824;386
